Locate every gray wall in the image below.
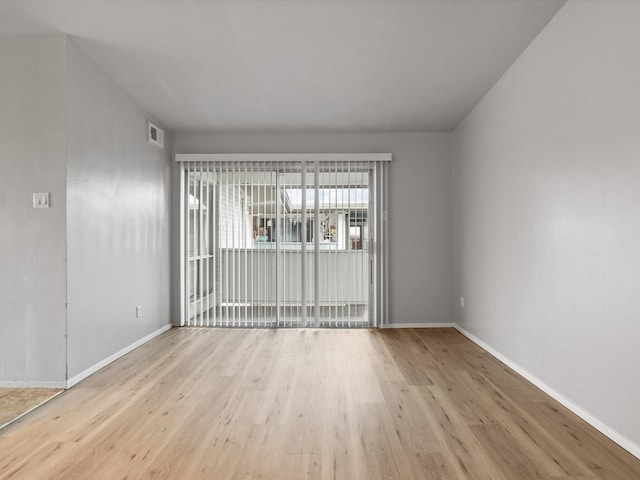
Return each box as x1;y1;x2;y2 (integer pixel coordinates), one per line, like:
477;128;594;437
173;133;452;326
65;40;172;379
453;0;640;452
0;36;67;386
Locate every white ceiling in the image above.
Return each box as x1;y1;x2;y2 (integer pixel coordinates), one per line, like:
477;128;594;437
0;0;565;133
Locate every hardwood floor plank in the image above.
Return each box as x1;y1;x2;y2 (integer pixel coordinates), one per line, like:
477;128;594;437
412;385;509;480
407;451;461;480
353;403;409;480
321;376;367;480
462;369;593;478
469;423;561;479
520;401;640;480
376;330;434;386
378;380;441;453
0;327;638;479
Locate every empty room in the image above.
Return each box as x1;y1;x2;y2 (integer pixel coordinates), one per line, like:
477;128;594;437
1;1;639;479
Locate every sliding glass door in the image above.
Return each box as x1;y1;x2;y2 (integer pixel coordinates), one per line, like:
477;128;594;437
180;156;388;328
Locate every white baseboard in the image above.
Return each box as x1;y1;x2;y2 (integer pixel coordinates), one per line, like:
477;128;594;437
66;323;173;389
453;324;640;461
379;322;454;329
0;390;64;431
0;380;67;388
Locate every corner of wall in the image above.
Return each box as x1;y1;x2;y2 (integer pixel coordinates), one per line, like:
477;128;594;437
0;34;68;385
64;37;173;380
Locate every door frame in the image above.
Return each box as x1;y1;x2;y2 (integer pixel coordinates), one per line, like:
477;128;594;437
176;153;391;328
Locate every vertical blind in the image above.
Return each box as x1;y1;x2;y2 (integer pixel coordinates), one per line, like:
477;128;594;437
179;155;389;328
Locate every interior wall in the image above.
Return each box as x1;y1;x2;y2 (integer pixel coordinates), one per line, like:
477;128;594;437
172;133;452;326
65;39;172;380
0;36;67;386
452;0;640;453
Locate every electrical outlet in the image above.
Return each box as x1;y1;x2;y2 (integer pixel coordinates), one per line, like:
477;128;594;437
460;296;465;308
136;305;142;318
33;192;50;208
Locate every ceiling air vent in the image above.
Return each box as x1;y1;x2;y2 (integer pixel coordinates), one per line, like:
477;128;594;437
147;120;164;148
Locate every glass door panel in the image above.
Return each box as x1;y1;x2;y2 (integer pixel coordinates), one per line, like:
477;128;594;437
276;162;313;326
314;163;370;327
183;160;379;328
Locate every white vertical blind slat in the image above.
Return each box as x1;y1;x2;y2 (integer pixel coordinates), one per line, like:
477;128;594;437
300;162;307;327
186;162;191;326
191;162;197;327
182;159;385;329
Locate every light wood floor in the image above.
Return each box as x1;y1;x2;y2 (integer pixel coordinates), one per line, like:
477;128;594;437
0;328;638;479
0;388;61;430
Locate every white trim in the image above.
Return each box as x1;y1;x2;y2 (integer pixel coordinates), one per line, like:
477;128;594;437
179;165;185;327
175;153;392;163
0;390;64;431
379;322;455;329
0;380;67;388
66;324;173;388
453;324;640;461
313;161;320;327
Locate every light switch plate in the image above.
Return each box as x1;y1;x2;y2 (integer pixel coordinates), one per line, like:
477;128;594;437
33;192;50;208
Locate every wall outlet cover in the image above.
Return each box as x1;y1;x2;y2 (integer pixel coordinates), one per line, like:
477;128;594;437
33;192;50;208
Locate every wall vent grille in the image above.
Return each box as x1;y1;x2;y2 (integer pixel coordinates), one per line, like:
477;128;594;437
147;120;164;148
